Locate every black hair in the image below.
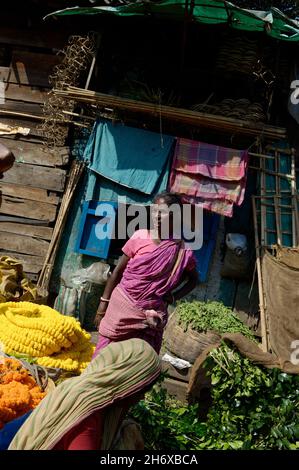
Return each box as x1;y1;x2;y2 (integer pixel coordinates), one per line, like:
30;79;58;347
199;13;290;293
153;191;183;207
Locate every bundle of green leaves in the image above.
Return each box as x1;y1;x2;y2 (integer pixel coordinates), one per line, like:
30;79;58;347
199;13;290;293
176;300;255;340
130;383;206;450
131;344;299;450
200;343;299;450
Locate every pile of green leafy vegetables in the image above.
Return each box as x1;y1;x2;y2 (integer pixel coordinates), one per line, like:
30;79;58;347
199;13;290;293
131;343;299;450
130;381;204;450
176;300;256;340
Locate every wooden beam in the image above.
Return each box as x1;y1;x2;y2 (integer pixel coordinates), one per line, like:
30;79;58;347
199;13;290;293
9;50;60;88
0;117;44;137
0;182;60;205
0;66;10;82
0;195;57;222
252;197;269;353
0;27;69;50
0;222;53;241
0;101;44;116
0;232;49;257
0;137;69;167
3;84;48;104
1;163;66;192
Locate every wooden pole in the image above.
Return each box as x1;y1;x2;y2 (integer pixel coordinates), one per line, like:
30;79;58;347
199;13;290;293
84;33;101;90
37;160;85;290
274;196;282;246
179;0;190;78
249;166;294;180
291;149;297;247
249;151;275;160
53;87;287;139
275;150;281;246
294;195;299;246
252;196;269;352
260;146;267;247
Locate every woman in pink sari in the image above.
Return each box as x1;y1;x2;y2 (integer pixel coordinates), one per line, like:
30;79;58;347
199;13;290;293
93;192;198;357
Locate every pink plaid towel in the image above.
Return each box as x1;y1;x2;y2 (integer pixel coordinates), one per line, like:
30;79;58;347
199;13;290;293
173;138;248;181
181;194;234;217
169;138;249;217
170;171;245;204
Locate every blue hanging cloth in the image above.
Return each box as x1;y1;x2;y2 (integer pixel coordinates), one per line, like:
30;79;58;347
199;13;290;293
84;119;175;203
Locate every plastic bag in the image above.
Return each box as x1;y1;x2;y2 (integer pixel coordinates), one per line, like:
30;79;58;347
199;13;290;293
55;262;110;324
71;262;110;289
226;233;247;255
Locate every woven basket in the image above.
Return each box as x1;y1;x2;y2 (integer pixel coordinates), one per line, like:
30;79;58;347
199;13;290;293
164;312;221;364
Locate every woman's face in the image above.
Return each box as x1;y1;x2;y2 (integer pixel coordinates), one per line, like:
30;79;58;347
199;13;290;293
152;197;174;239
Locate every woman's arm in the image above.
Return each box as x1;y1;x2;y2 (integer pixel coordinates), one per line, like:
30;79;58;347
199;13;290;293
94;254;130;327
167;268;198;304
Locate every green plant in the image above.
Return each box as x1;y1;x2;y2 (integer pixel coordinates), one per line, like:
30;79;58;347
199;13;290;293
176;300;256;340
130;384;206;450
131;344;299;450
200;343;299;450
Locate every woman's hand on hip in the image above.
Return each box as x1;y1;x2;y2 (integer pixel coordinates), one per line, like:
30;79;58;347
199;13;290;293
94;305;107;328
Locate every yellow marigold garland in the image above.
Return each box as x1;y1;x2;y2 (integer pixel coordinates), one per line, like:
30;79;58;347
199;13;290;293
0;302;95;374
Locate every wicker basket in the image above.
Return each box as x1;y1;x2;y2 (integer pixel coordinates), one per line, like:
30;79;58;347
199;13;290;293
164;312;221;364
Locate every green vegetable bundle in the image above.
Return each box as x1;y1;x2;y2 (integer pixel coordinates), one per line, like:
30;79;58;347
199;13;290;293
176;300;255;340
201;343;299;450
131;344;299;450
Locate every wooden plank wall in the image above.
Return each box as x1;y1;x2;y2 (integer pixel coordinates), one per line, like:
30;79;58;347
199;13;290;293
0;37;69;281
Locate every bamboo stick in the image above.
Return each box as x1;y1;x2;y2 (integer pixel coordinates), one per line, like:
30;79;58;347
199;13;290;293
0;109;89;128
62;110;95;120
259;201;293;209
249;152;275;160
293;195;299;247
265;145;292;155
291;149;297;247
254;195;294;200
37;160;85;290
85;33;101;90
53;87;287;139
275;150;282;246
255;210;293;217
249;166;294;180
260;148;267;247
0;110;44;120
252;196;269;352
265;228;293;235
274;196;282;245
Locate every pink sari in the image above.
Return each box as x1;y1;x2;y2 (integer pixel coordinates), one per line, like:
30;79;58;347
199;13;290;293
95;240;193;356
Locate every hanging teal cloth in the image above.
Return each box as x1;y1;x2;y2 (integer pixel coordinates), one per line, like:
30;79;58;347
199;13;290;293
84;119;174;203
